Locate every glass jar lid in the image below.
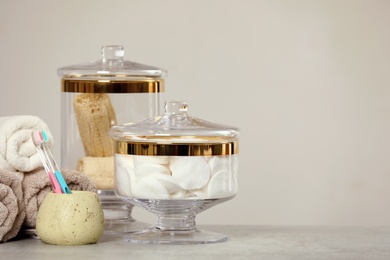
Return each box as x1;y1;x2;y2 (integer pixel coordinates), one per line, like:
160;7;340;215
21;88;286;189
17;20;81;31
58;45;167;93
110;100;240;156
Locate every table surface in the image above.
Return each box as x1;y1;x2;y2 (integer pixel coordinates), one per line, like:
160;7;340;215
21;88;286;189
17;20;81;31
1;225;390;259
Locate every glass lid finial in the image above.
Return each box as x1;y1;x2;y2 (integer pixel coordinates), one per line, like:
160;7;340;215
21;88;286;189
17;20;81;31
101;45;124;61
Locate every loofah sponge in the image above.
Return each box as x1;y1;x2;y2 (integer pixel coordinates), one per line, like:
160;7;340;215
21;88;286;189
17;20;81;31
73;93;117;157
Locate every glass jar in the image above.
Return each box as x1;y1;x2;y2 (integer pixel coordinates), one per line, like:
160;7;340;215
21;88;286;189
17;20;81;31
110;100;240;244
58;45;167;234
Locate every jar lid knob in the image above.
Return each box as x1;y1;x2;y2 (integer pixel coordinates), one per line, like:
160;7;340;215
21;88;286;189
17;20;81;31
165;100;188;115
101;45;124;61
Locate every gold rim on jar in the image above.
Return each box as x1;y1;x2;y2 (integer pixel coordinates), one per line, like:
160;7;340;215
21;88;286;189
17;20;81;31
114;141;239;156
61;79;164;93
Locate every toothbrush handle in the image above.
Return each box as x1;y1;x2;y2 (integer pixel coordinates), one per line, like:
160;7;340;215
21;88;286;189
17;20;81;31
55;170;71;194
49;172;62;194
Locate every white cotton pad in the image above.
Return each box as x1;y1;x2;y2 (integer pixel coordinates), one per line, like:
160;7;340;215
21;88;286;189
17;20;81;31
189;188;208;199
208;156;230;176
116;154;134;168
170;190;190;199
115;154;136;196
232;154;239;181
138;172;181;194
158;178;182;194
115;164;133;197
135;163;171;179
133;155;169;167
207;170;236;198
170;157;211;190
132;177;170;199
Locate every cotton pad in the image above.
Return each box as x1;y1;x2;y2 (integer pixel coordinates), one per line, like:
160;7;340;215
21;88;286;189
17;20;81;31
116;154;134;169
208;156;230;176
170;190;190;199
207;170;235;198
135;163;170;179
114;154;136;196
190;188;208;199
137;171;181;194
158;177;181;194
170;157;210;190
132;177;170;199
115;164;133;197
133;155;169;167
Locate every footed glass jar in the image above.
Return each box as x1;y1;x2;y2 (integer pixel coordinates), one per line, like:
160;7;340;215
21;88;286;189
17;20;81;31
58;45;166;234
110;100;240;244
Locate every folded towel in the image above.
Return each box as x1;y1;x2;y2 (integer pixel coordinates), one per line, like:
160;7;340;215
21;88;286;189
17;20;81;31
77;156;114;190
0;169;25;242
0;115;53;172
22;167;97;228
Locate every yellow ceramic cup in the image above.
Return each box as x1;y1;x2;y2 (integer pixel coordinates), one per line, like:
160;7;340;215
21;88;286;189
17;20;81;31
36;190;105;245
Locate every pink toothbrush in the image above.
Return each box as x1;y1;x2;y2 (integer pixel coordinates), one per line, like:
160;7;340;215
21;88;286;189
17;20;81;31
31;130;62;193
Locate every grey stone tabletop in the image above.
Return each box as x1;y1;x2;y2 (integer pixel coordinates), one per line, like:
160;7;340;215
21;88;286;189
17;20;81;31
1;225;390;259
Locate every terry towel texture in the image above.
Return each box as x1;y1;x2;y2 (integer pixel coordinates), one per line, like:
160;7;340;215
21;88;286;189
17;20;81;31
0;169;25;242
0;115;53;172
22;167;97;228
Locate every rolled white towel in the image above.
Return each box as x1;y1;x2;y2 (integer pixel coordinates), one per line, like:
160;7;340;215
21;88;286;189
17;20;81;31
0;115;53;172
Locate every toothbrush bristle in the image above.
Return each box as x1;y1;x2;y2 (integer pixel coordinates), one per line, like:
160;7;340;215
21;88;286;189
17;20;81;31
31;130;44;146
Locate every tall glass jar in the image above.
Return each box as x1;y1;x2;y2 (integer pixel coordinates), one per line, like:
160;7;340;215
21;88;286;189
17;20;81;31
58;45;167;234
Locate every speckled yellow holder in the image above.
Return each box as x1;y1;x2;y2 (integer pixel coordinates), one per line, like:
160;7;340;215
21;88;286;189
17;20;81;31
36;190;105;245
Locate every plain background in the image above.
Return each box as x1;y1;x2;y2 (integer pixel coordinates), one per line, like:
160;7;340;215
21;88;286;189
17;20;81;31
1;0;390;226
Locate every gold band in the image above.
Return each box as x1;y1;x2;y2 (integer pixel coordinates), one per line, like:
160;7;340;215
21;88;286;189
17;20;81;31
61;79;164;93
114;141;239;156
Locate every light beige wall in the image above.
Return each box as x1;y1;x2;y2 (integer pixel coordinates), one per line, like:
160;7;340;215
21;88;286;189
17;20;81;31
1;0;390;226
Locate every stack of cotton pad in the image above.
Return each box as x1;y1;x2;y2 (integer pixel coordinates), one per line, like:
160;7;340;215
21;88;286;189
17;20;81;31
115;154;238;200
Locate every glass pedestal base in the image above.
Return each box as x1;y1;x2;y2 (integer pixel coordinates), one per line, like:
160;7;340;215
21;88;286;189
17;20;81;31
97;190;151;234
125;228;227;245
119;196;234;244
